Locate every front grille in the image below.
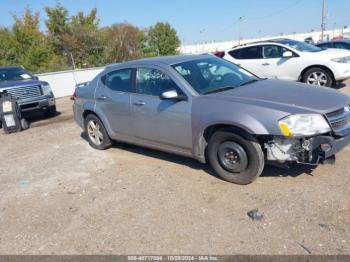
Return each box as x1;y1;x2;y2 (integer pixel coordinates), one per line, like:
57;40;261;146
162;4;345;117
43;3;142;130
21;102;39;110
326;107;345;118
326;106;350;134
5;85;42;100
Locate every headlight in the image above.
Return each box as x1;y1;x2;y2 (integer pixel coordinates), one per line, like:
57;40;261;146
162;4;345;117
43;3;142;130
331;56;350;63
278;114;331;137
2;101;12;113
42;83;52;96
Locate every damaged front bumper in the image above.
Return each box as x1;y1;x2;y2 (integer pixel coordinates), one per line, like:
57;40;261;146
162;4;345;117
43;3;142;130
265;133;350;165
308;135;350;163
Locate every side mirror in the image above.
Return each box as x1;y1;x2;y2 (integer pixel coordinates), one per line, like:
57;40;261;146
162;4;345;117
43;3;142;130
160;90;187;101
282;51;293;58
33;76;39;80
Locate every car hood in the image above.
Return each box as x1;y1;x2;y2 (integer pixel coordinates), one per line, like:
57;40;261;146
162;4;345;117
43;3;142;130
207;79;350;114
308;48;350;59
0;79;44;90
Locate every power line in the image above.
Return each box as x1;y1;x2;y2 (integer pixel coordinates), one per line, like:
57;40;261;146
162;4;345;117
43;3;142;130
215;17;241;34
198;0;304;42
247;0;303;21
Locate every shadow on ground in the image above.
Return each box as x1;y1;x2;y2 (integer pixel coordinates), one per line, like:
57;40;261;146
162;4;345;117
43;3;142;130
23;110;61;123
334;82;347;89
23;111;77;128
80;132;315;182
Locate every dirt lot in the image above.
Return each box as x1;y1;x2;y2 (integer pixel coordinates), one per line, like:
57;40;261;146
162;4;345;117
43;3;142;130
0;81;350;255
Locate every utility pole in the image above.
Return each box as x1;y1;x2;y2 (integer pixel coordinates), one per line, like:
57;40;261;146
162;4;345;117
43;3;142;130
69;52;78;85
70;52;76;70
321;0;327;41
238;16;244;45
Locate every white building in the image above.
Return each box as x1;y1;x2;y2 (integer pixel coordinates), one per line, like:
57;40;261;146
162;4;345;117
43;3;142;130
180;28;350;54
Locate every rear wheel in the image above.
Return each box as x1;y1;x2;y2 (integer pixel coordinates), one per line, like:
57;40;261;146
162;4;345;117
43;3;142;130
84;114;112;150
207;131;265;185
302;67;333;87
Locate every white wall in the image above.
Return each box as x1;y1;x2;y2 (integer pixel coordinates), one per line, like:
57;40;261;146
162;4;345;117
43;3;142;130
36;67;104;98
180;28;350;54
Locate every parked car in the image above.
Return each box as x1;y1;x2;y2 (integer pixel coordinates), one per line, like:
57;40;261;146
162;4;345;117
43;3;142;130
0;66;56;117
304;37;314;44
73;55;350;185
316;39;350;51
215;38;350;87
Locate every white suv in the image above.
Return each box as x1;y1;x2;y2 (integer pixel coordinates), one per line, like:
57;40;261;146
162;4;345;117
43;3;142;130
218;39;350;87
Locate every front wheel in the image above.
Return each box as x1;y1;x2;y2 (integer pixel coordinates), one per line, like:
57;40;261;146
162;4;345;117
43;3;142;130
207;131;265;185
302;67;333;87
44;105;57;117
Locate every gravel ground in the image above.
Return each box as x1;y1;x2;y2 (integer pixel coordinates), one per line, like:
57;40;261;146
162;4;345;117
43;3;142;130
0;80;349;255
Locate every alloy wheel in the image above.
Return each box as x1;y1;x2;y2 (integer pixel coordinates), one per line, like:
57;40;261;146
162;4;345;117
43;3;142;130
87;120;103;146
306;72;328;86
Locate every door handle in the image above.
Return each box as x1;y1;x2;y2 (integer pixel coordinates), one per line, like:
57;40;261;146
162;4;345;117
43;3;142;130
97;95;107;101
133;100;146;106
262;63;270;66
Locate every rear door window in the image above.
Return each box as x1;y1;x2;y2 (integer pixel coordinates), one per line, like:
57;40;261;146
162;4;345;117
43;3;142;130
102;68;132;92
229;46;262;59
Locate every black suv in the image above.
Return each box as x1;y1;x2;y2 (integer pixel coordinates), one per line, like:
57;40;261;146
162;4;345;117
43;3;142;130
0;66;56;117
316;39;350;51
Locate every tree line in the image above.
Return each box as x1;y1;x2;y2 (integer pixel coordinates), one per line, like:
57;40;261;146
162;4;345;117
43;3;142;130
0;2;181;73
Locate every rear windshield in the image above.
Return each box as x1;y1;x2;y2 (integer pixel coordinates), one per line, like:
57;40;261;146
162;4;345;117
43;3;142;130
0;68;34;81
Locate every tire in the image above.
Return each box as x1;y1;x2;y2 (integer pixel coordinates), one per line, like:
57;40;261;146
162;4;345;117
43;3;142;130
84;114;112;150
45;105;57;117
302;67;334;87
20;118;29;130
207;131;265;185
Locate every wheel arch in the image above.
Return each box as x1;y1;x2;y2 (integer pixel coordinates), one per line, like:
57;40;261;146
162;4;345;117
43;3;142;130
195;123;261;164
83;109;98;119
203;124;255;142
82;109;115;138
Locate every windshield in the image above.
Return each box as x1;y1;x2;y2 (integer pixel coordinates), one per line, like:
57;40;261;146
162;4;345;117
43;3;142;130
172;57;258;95
276;39;322;52
0;68;34;81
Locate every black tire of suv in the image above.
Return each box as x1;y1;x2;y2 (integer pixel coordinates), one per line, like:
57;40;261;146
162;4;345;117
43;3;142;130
20;118;29;130
207;131;265;185
302;67;334;87
84;114;112;150
45;105;57;117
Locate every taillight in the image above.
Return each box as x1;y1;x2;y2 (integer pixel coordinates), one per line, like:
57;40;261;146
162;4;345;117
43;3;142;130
214;51;225;58
70;90;77;101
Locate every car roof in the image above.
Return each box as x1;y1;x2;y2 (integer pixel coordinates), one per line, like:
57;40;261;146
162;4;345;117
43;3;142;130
107;54;213;69
232;38;291;49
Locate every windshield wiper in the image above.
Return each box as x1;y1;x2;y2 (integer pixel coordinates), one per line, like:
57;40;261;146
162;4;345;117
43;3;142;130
238;79;259;87
202;86;236;95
